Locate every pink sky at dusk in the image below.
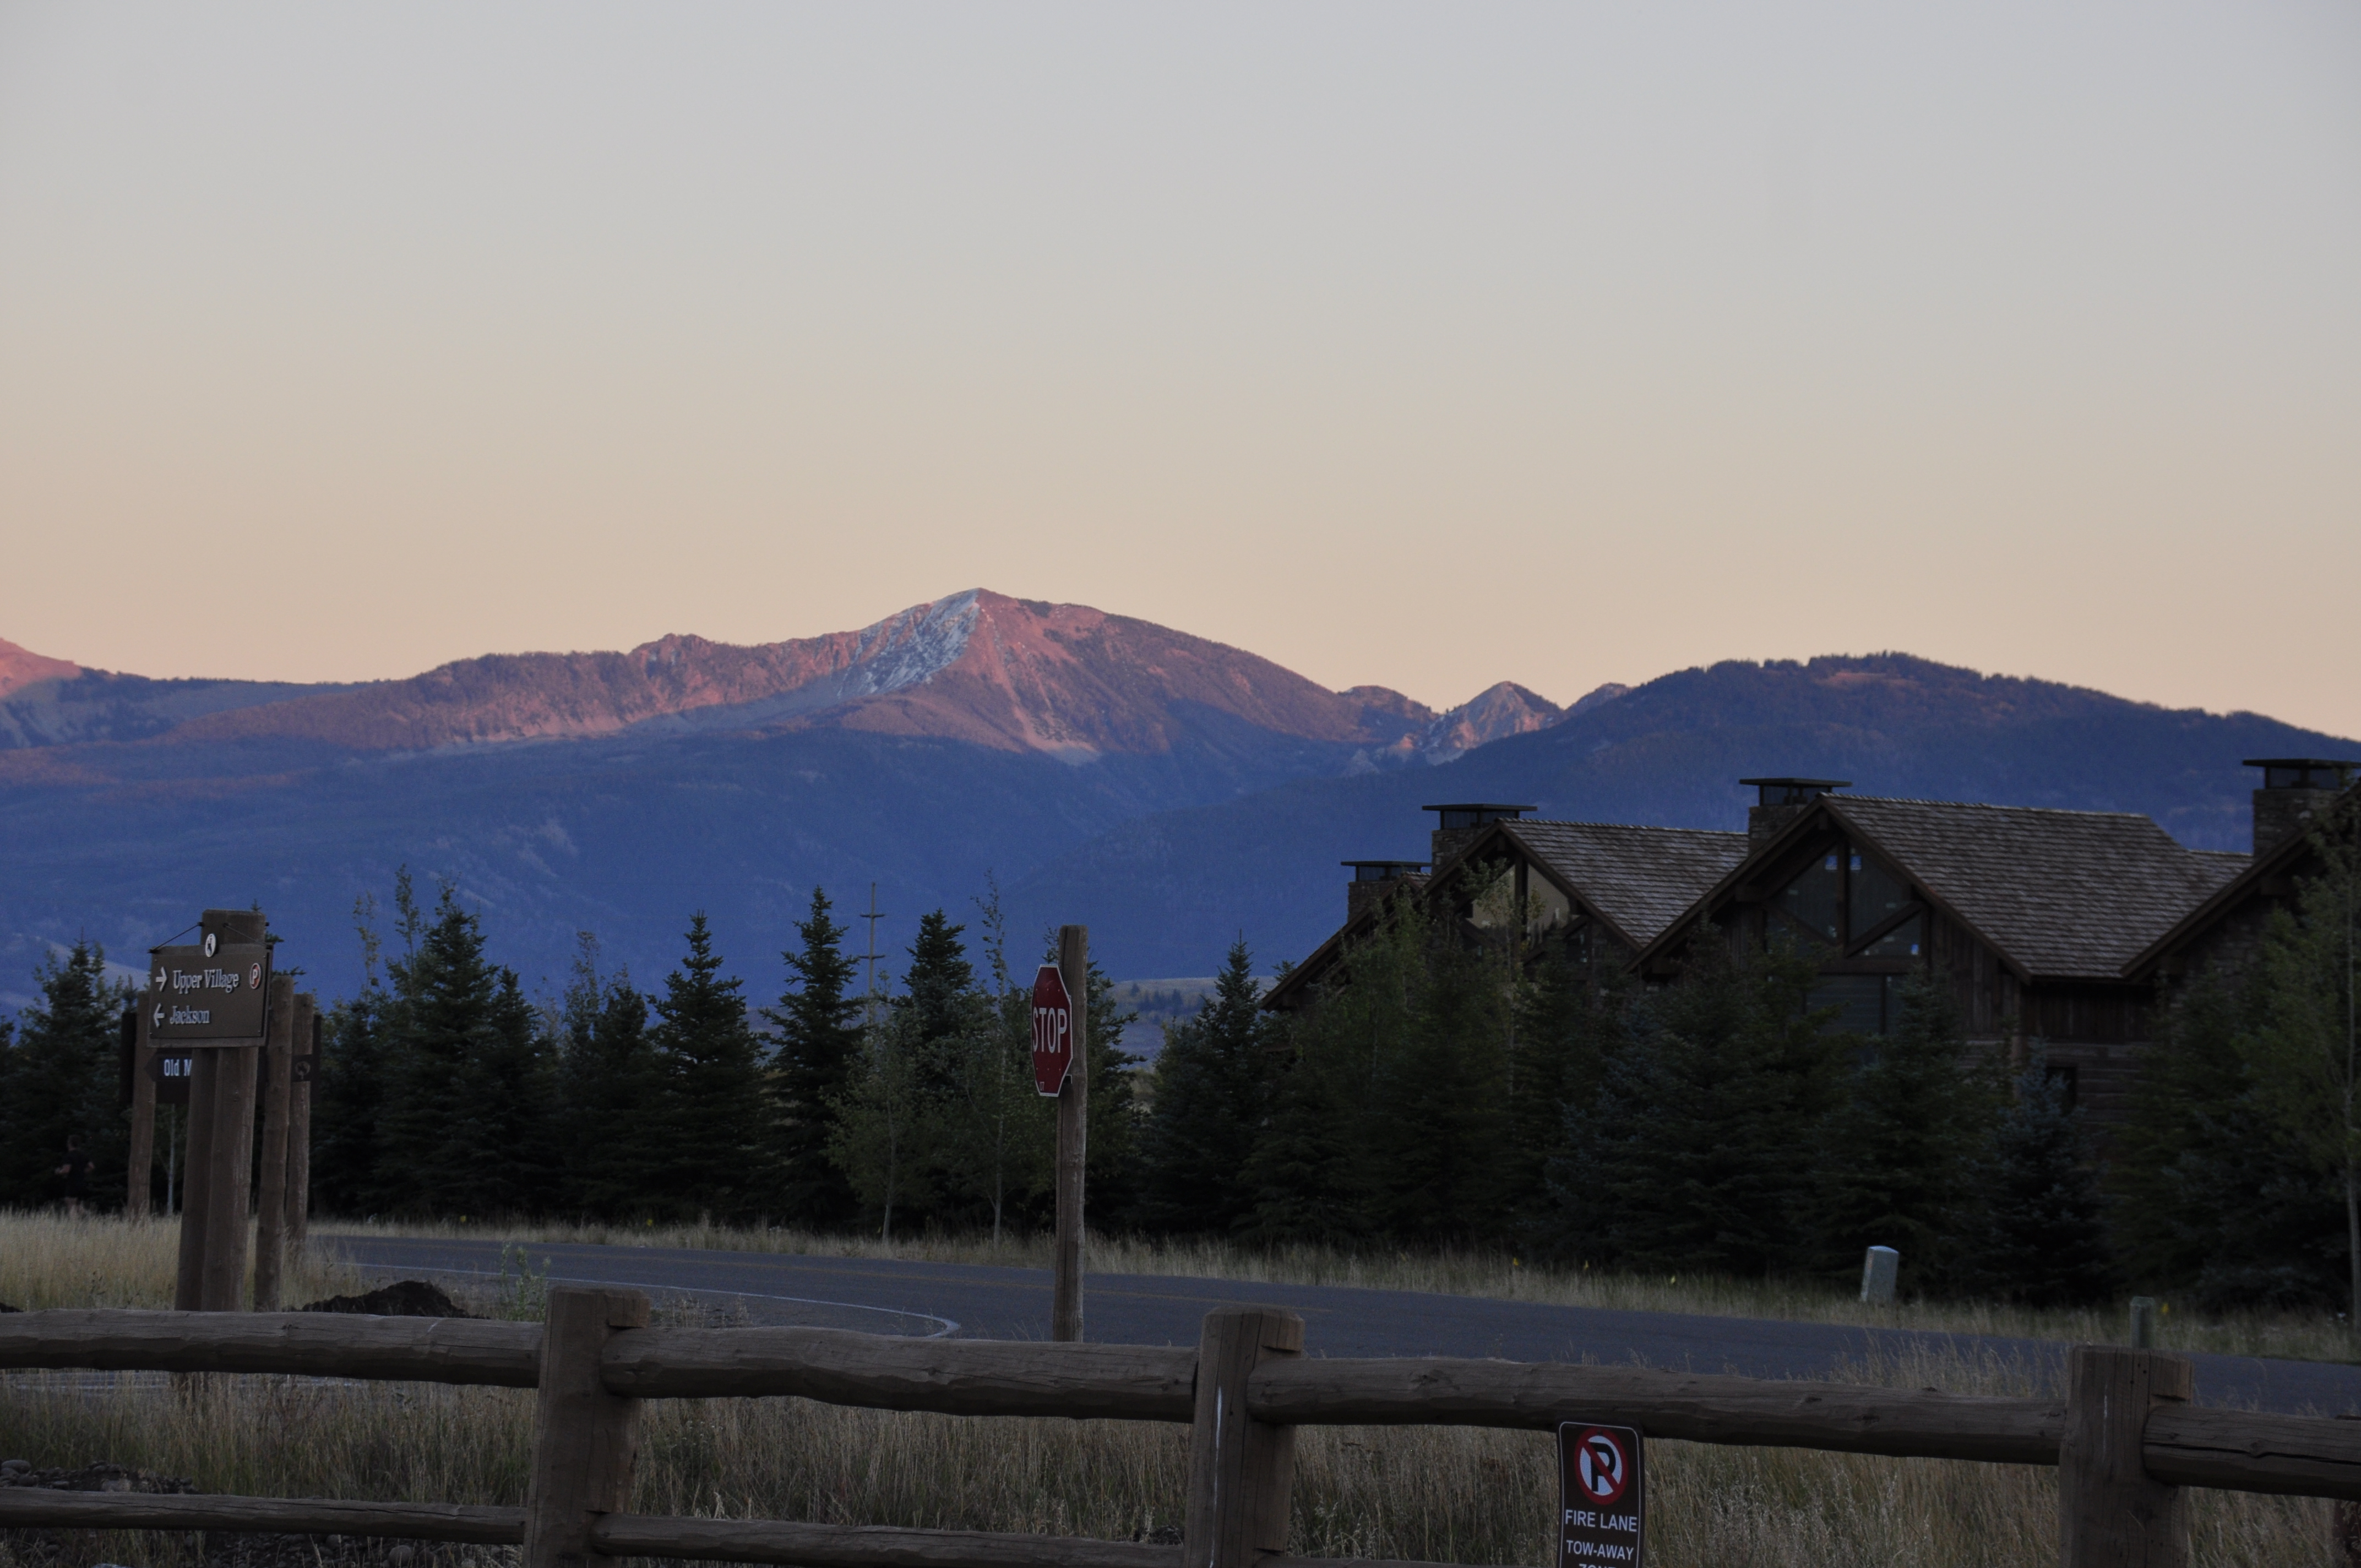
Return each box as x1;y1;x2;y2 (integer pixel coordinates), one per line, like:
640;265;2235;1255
2;3;2356;736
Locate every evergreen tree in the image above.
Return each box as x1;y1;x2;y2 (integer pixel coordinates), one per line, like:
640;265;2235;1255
764;889;865;1229
931;886;1050;1242
1366;926;1514;1242
1081;954;1145;1226
2245;791;2361;1319
0;940;129;1210
1963;1043;2114;1305
900;911;977;1052
311;891;394;1217
1548;938;1841;1275
1136;939;1271;1235
556;937;662;1220
1803;973;1995;1292
2112;968;2341;1308
649;913;770;1221
311;986;391;1217
1239;912;1430;1245
828;997;937;1241
1507;935;1628;1239
377;881;554;1217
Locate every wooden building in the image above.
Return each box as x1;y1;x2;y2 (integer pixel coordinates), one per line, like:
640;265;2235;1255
1636;780;2246;1121
1267;767;2357;1128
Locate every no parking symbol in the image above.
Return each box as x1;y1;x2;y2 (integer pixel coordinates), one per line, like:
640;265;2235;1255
1557;1422;1645;1567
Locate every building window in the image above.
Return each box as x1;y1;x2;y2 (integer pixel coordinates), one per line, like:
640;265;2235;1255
1777;852;1841;946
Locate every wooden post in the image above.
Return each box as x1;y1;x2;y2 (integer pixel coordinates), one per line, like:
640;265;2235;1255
524;1286;651;1568
2059;1344;2192;1568
286;995;317;1250
126;1003;156;1221
173;1050;219;1310
1184;1307;1304;1568
1052;923;1089;1343
198;909;268;1312
251;976;296;1311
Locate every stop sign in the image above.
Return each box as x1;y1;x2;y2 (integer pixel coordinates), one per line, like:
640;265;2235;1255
1032;963;1074;1097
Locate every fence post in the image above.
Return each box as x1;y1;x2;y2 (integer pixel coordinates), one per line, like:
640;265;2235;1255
2059;1343;2192;1568
1184;1307;1303;1568
525;1286;650;1568
251;977;296;1310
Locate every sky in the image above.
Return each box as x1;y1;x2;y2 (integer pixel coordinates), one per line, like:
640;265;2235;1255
3;2;2357;737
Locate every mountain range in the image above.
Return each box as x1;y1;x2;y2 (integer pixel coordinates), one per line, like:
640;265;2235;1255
1;590;2350;1008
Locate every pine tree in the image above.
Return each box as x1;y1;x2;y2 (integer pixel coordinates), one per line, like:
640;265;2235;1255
2245;791;2361;1320
311;891;394;1217
931;886;1050;1243
764;889;864;1229
311;986;391;1217
1803;973;1995;1292
1367;927;1515;1243
1508;936;1628;1239
902;911;977;1048
1136;939;1271;1235
1081;956;1145;1226
556;937;663;1221
0;940;129;1209
828;1000;937;1242
377;884;552;1217
649;913;770;1221
1548;938;1842;1275
1964;1044;2114;1305
2112;969;2341;1307
1239;912;1430;1245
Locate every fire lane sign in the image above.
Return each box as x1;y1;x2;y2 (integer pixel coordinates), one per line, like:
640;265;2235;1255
1031;962;1074;1097
149;942;271;1043
1558;1422;1645;1568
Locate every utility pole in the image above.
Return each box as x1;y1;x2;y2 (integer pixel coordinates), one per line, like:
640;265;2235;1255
859;883;889;1029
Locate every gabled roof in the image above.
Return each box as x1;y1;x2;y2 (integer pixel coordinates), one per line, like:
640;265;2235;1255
2124;780;2360;981
1482;820;1749;951
1261;820;1743;1011
1639;794;2246;983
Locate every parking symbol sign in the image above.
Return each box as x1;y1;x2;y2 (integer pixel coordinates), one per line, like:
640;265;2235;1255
1558;1423;1644;1567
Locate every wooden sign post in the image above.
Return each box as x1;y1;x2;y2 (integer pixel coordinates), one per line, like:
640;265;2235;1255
124;1005;155;1220
160;908;273;1312
1036;925;1089;1342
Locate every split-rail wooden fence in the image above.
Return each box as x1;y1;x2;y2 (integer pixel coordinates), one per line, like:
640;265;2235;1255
5;1287;2360;1568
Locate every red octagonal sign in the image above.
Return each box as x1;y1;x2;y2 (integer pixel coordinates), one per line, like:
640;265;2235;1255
1032;963;1074;1097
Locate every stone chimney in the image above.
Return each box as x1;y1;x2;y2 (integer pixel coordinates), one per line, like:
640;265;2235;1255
2246;759;2354;856
1424;803;1535;873
1738;778;1851;842
1343;861;1427;922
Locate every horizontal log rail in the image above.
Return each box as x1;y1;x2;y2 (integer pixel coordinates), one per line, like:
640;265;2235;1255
600;1326;1198;1421
7;1299;2361;1568
0;1310;540;1386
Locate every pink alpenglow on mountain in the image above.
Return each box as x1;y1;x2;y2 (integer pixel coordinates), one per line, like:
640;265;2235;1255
146;590;1525;759
0;638;78;700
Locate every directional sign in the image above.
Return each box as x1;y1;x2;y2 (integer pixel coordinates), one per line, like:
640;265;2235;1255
149;1049;195;1106
1032;963;1075;1097
148;942;271;1043
1558;1423;1645;1568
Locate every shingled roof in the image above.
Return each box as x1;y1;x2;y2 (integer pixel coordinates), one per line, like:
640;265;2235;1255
1818;796;2247;981
1490;820;1748;949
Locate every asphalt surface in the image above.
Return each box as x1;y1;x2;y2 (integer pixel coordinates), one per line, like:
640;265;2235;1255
318;1233;2361;1417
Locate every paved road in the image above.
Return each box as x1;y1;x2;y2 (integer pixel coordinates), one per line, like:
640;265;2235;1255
318;1233;2361;1417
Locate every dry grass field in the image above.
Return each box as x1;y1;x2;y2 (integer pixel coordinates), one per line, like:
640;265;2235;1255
0;1212;2333;1568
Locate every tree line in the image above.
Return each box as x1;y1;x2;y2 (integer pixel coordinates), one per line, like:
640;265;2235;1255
1;790;2352;1314
307;874;1139;1236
